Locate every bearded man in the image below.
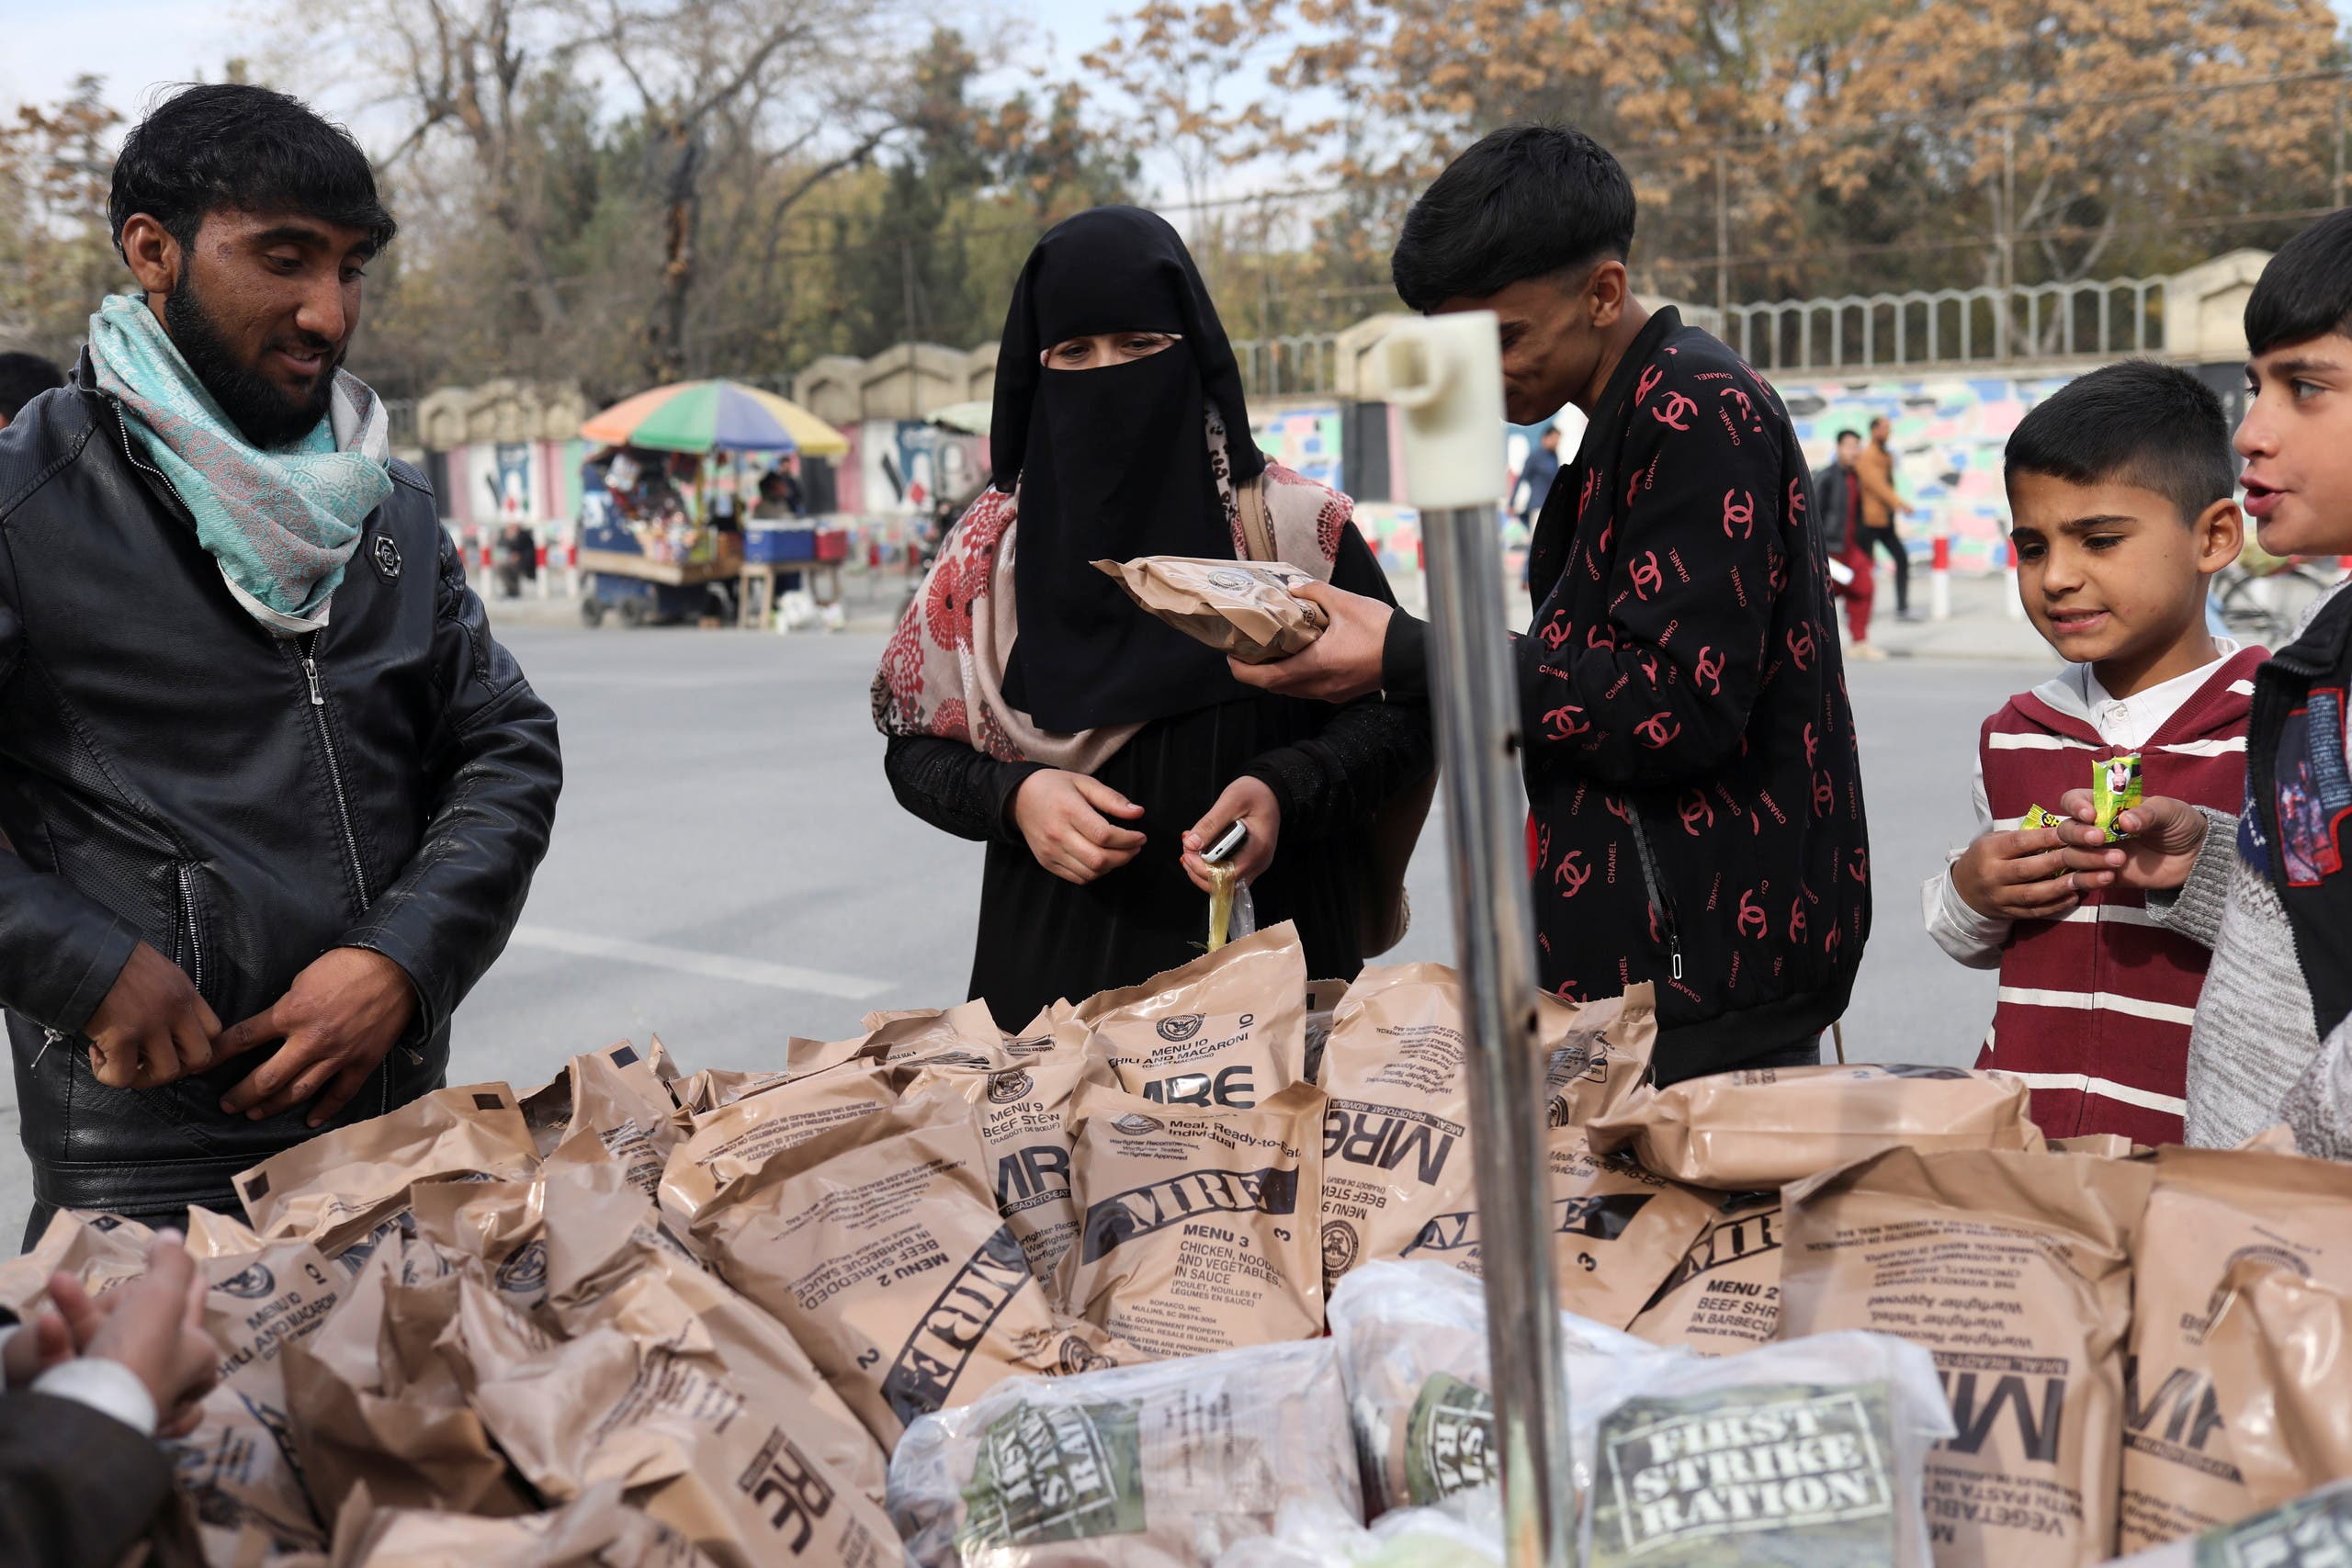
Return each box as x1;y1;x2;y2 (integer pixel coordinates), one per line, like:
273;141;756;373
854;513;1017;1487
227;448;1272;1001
0;84;561;1242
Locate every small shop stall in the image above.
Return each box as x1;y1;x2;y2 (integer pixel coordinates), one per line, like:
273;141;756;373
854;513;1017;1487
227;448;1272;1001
573;379;850;628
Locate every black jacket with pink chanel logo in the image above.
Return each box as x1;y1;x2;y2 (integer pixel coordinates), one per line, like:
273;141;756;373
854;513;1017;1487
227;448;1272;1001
1386;308;1871;1078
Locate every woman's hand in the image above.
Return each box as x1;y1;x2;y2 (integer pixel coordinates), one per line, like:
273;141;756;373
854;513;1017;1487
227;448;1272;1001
1012;771;1148;886
1182;776;1280;893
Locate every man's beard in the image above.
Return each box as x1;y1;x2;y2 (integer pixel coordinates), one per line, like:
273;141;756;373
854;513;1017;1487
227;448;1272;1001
164;272;344;450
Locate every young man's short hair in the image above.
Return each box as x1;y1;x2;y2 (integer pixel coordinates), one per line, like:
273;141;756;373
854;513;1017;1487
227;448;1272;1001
0;352;64;422
109;83;396;258
1391;124;1634;312
2006;360;2234;525
1836;428;1861;444
2246;208;2352;357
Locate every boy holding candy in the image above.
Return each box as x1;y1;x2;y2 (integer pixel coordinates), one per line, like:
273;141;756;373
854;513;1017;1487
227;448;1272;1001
2057;210;2352;1156
1927;361;2257;1142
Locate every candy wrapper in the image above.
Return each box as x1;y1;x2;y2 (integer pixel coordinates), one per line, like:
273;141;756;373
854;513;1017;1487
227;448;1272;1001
2094;751;2143;841
2018;804;2064;830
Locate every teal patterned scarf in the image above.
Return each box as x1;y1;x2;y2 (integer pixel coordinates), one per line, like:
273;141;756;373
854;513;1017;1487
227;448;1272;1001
86;293;392;636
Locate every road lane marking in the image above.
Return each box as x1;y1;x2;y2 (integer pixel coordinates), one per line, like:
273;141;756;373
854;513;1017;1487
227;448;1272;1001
506;925;893;1000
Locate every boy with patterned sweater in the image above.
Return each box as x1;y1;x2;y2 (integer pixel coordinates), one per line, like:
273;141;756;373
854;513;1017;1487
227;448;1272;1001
1926;361;2256;1142
2058;213;2352;1157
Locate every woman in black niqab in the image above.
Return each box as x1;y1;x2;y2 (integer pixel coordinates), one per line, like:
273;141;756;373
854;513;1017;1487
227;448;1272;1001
877;207;1433;1028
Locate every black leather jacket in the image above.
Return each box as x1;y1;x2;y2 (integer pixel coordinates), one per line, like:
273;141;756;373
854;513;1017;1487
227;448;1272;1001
0;360;561;1226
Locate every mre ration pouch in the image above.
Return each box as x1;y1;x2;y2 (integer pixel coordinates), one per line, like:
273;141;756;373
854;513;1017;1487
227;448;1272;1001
1076;922;1307;1111
1091;555;1329;664
2120;1147;2352;1549
1780;1145;2152;1568
1058;1080;1326;1359
677;1104;1130;1450
1585;1065;2041;1190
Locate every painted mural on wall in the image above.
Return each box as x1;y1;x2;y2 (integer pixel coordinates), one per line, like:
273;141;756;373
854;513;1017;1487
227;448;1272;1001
1253;406;1345;492
846;420;989;517
438;438;591;531
1780;374;2074;574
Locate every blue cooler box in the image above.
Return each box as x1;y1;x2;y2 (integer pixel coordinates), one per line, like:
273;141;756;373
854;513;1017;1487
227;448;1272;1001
744;525;817;563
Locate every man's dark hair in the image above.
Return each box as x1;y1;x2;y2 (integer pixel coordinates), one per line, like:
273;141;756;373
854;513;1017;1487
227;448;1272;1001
109;84;396;258
2005;360;2234;525
1391;125;1635;311
0;352;64;421
2246;208;2352;357
1835;428;1861;443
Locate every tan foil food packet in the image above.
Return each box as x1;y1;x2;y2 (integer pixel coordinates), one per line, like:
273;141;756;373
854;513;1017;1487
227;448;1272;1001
1779;1145;2153;1568
786;1000;1008;1080
1076;921;1307;1111
1627;1189;1784;1354
0;1209;155;1314
520;1041;686;1199
1537;981;1659;1129
2118;1146;2352;1550
678;1105;1130;1450
536;1157;888;1509
464;1302;901;1568
904;1046;1091;1283
1059;1079;1327;1358
1315;963;1477;1294
2205;1259;2352;1513
1395;1127;1713;1331
659;1061;907;1232
671;1066;791;1115
519;1040;682;1156
281;1235;531;1517
325;1478;717;1567
888;1337;1359;1567
1091;554;1330;663
236;1084;538;1255
169;1235;353;1550
1585;1064;2042;1190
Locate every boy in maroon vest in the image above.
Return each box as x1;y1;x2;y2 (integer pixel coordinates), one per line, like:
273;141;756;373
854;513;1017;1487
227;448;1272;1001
1925;361;2256;1141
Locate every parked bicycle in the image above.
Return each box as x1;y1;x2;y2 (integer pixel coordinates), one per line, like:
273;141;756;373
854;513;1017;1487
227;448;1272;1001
2214;554;2341;647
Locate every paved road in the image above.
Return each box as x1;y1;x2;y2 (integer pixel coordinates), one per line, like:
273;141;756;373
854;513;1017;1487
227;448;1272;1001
0;626;2058;1226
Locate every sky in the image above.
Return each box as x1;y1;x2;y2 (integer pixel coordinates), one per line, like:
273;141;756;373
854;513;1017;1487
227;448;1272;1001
0;0;1127;130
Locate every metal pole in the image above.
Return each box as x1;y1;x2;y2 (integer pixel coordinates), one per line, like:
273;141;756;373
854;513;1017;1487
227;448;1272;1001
1379;313;1577;1568
1714;149;1731;328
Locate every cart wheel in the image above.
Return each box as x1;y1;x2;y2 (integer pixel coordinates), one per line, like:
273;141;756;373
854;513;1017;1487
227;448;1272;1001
580;597;607;628
618;598;649;627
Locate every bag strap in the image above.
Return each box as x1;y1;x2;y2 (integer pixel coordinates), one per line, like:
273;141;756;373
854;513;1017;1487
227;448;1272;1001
1237;474;1277;564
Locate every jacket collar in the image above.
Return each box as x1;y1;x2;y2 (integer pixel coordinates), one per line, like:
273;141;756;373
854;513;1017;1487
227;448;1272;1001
2011;644;2263;746
1574;305;1681;467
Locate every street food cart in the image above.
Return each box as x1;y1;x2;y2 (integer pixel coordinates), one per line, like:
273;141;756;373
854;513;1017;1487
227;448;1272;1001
573;378;850;627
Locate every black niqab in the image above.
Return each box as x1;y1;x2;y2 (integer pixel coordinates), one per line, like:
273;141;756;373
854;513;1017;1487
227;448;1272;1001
993;207;1267;734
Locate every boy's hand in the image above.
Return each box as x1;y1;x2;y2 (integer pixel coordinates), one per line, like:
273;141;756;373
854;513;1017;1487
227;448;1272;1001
1950;824;2110;921
2051;789;2211;892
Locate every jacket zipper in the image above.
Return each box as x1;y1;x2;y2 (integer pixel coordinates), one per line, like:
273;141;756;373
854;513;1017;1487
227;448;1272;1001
112;400;193;517
1626;811;1685;981
297;631;371;909
175;863;206;994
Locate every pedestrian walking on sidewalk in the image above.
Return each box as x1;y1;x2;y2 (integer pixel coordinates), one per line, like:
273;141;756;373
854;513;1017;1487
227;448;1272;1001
1859;414;1920;621
1815;429;1884;660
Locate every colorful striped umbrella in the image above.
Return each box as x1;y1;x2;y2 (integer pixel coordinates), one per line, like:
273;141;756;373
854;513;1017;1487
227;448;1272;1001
580;379;850;457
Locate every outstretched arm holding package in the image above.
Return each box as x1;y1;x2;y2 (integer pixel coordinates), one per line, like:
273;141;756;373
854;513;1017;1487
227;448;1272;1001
1236;367;1785;792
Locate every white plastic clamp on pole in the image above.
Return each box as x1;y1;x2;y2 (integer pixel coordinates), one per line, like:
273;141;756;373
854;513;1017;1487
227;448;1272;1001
1377;312;1508;511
